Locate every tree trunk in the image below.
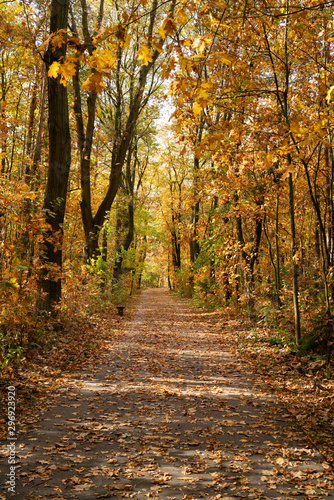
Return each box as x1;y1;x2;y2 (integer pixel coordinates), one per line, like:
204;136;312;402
190;145;202;265
113;186;134;282
83;234;100;265
136;236;147;289
0;53;9;175
235;204;262;307
263;0;302;342
275;193;282;306
38;0;71;314
171;213;181;271
25;78;37;162
190;198;200;264
288;172;301;344
32;63;47;177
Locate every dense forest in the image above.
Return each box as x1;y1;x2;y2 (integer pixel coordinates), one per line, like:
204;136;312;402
1;0;334;365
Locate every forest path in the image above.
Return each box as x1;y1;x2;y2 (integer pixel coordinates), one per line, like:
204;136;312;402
1;288;333;499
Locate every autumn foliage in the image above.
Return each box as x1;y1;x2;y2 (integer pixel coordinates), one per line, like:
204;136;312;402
0;0;334;376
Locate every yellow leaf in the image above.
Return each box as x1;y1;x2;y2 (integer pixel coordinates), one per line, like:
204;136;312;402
281;166;294;180
152;41;163;53
193;36;212;54
217;52;232;66
50;29;66;50
198;88;210;101
59;61;76;86
159;18;175;40
137;45;153;66
176;8;188;24
11;257;20;266
89;48;117;71
210;0;229;8
81;72;106;93
264;151;272;169
193;101;203;117
293;251;300;264
48;61;60;79
290;121;301;135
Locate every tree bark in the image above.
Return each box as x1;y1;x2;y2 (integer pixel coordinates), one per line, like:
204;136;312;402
113;186;134;282
32;63;47;177
288;171;301;344
190;119;204;265
38;0;71;314
25;78;37;162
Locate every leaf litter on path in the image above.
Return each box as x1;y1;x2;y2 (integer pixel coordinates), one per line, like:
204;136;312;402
1;289;333;499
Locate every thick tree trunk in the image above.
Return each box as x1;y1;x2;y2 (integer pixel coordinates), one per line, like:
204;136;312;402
38;0;71;314
83;233;100;265
172;232;181;270
70;0;104;264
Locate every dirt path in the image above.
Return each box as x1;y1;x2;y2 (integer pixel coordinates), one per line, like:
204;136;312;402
1;288;333;499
